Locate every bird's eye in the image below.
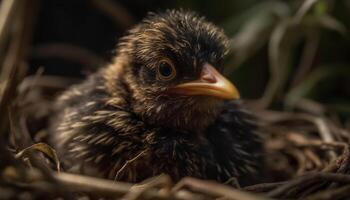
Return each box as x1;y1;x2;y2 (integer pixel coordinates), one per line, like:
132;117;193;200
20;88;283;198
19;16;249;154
157;59;176;81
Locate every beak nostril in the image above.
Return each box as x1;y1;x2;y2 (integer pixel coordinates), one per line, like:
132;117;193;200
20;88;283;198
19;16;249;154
201;72;217;83
200;63;217;83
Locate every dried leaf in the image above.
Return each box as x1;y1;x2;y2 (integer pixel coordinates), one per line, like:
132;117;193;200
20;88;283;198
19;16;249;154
15;142;61;172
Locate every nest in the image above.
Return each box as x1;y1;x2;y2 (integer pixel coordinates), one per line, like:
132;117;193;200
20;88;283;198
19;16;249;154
1;76;350;200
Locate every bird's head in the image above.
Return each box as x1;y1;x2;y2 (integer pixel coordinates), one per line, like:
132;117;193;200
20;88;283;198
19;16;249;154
107;10;240;132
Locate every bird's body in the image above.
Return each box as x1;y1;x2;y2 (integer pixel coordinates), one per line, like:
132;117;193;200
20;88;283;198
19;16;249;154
50;10;262;184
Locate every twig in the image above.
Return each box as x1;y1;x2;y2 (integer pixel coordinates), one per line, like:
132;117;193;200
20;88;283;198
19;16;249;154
115;150;147;181
286;148;307;175
267;172;350;198
304;149;323;169
0;0;38;132
172;177;271;200
304;184;350;200
8;105;33;149
122;174;173;200
0;0;20;51
54;172;199;200
244;182;286;193
55;172;135;197
256;111;335;143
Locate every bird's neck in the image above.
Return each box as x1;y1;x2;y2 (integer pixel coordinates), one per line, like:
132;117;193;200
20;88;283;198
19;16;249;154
129;84;224;133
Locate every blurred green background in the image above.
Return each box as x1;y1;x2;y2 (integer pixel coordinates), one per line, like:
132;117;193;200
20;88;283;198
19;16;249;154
29;0;350;122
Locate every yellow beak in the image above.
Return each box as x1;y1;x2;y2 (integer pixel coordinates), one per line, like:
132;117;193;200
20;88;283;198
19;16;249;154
168;63;240;100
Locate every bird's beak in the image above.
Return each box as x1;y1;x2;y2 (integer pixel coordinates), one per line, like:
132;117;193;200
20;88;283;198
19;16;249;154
168;63;240;100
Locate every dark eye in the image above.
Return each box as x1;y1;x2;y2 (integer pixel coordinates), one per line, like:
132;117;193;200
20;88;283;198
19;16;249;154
157;59;176;80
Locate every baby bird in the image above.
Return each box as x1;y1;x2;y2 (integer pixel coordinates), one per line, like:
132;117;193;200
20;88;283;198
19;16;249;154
50;10;262;184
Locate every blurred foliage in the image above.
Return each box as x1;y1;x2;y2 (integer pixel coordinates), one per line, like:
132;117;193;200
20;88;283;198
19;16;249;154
17;0;350;123
175;0;350;120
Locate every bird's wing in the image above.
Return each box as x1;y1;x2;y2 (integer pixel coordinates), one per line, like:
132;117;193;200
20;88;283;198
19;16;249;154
205;101;263;184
